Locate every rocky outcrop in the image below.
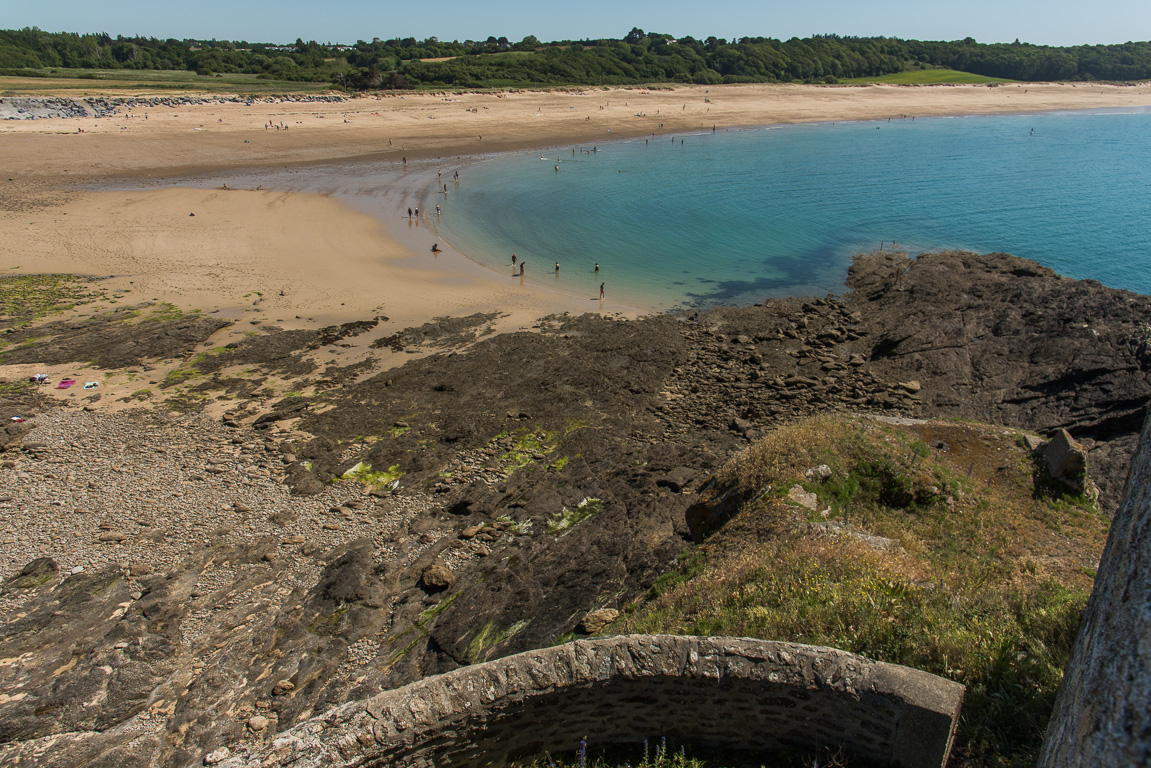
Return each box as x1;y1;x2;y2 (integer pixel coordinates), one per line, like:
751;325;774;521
1037;406;1151;766
842;250;1151;505
0;305;229;369
0;95;347;121
1;250;1147;767
236;635;965;768
1035;428;1095;496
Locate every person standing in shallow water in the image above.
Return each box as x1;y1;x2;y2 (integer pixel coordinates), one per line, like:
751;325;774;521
520;262;525;277
599;282;605;299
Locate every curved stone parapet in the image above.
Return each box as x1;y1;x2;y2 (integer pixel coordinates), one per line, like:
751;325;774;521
231;635;963;768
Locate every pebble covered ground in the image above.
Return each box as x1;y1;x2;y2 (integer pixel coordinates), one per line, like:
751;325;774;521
0;408;443;620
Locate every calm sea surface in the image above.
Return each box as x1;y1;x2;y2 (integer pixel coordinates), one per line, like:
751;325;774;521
430;109;1151;310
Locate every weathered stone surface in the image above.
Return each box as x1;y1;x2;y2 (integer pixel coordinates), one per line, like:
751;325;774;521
804;464;833;482
787;484;819;511
1038;408;1151;767
240;635;964;768
420;565;454;590
578;608;619;634
1038;428;1088;483
3;557;58;592
656;466;696;492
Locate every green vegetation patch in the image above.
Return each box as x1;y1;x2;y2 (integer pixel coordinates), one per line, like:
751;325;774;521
842;68;1012;84
547;497;604;534
497;428;559;473
0;67;335;95
338;461;403;489
465;618;529;663
308;604;350;635
619;414;1108;767
0;379;34;397
0;274;102;323
164;390;211;413
161;366;201;388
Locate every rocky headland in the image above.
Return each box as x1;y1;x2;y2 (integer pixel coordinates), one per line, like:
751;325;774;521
0;250;1148;767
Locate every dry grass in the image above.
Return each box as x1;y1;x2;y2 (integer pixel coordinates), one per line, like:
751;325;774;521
617;415;1108;767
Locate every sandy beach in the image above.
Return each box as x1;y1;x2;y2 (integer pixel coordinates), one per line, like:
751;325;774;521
2;81;1150;380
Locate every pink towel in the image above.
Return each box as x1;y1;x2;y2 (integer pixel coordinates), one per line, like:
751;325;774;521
57;379;76;389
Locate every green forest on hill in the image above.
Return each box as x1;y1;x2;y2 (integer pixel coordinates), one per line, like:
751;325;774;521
2;26;1150;90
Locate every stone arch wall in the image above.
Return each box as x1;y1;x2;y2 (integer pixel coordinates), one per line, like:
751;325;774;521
239;635;964;768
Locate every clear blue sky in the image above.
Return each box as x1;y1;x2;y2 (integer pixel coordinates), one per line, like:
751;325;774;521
8;0;1150;47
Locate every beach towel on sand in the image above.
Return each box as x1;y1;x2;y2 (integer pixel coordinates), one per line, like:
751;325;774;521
56;379;75;389
83;382;98;389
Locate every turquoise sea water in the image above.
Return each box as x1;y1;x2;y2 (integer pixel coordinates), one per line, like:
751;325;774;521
430;109;1151;310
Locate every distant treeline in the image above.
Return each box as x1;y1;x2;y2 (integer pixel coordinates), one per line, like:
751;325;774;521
2;26;1150;88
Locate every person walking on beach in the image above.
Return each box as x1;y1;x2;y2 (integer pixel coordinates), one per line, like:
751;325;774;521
512;253;517;268
520;262;525;277
408;207;412;219
414;207;419;218
435;204;441;215
599;282;605;299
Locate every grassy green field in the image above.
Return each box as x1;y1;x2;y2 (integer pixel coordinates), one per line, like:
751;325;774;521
841;68;1012;84
0;68;335;95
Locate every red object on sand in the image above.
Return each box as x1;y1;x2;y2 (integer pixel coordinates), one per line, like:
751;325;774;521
57;379;76;389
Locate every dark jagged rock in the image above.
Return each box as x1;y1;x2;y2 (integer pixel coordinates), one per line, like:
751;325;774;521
3;557;59;592
1;250;1147;767
0;308;229;369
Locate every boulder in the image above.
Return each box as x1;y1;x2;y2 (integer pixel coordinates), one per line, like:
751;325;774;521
787;484;819;511
804;464;832;482
580;608;620;634
1038;429;1089;492
422;565;455;590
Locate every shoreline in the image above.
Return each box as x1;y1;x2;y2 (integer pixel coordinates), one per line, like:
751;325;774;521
3;82;1150;342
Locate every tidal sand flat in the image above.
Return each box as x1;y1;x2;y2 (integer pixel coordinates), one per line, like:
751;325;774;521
3;82;1151;334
